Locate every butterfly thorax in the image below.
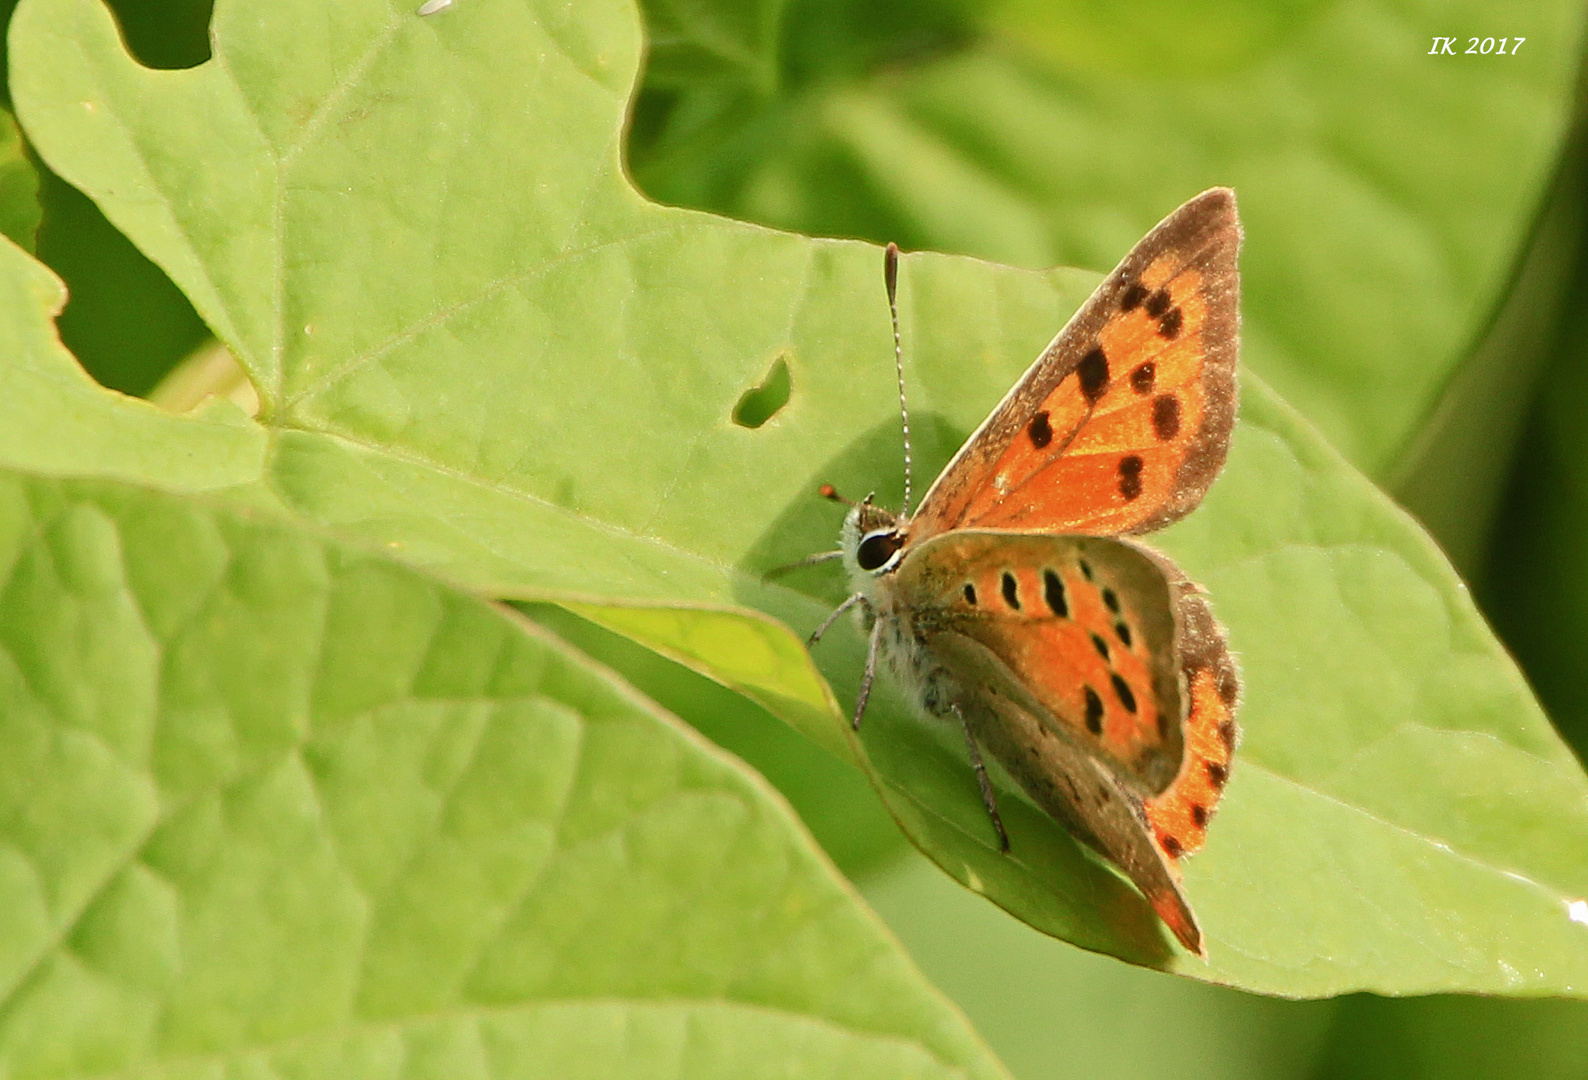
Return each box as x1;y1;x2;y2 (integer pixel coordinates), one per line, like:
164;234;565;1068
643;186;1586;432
839;504;970;721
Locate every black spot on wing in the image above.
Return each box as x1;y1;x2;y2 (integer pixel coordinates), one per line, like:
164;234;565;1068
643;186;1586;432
1118;455;1143;501
1145;288;1171;318
1130;362;1155;395
1078;347;1109;403
1115;620;1133;648
1001;571;1020;609
1158;306;1183;339
1043;569;1067;616
1028;410;1053;449
1218;668;1240;707
1152;394;1181;441
1090;632;1110;661
1084;687;1104;734
1121;282;1148;312
963;582;977;605
1110;672;1137;713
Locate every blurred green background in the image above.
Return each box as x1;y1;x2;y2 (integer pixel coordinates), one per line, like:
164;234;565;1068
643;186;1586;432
5;0;1588;1076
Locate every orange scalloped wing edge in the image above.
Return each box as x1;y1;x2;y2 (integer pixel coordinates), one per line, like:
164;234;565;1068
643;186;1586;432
1145;582;1241;860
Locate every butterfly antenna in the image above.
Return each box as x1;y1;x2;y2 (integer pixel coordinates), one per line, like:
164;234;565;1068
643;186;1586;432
818;483;856;507
885;243;913;517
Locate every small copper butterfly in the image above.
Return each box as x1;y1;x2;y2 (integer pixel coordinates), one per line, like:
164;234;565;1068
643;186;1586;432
808;189;1242;955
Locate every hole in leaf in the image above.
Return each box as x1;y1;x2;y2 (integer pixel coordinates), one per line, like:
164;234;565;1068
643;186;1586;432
103;0;214;70
732;355;792;428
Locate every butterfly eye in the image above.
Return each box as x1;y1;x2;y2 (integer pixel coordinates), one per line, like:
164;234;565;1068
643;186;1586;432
856;530;903;572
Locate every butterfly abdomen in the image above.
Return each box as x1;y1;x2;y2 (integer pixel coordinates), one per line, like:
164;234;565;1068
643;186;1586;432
875;598;962;721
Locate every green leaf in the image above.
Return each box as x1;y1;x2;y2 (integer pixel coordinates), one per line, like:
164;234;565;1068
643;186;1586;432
1481;243;1588;757
35;165;212;397
0;233;263;490
1312;993;1588;1080
1157;380;1588;994
863;853;1339;1080
0;109;40;252
0;468;1008;1080
642;0;787;92
866;852;1588;1080
10;0;1588;996
1387;142;1588;575
524;602;908;880
633;0;1586;479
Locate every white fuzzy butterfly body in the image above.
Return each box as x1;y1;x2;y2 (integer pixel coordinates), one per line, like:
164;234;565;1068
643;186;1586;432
837;506;962;723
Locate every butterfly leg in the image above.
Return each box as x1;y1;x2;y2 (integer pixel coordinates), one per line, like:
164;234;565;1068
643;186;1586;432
955;705;1011;853
852;617;884;731
808;591;867;647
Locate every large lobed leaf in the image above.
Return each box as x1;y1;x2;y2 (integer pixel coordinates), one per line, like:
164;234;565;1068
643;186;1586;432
634;0;1588;480
0;468;1007;1079
9;0;1588;995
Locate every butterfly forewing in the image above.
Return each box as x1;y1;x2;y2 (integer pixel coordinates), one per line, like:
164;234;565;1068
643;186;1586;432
894;532;1186;795
909;187;1240;541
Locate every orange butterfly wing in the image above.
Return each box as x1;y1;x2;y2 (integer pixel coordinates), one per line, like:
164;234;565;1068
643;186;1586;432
909;187;1240;540
1144;584;1240;861
894;531;1238;954
896;531;1186;794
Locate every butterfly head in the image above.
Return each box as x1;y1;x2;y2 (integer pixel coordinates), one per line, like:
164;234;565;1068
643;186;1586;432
839;495;909;586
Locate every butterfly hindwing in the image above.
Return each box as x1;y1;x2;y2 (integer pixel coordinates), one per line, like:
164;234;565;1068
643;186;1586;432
909;187;1240;540
922;628;1203;954
892;530;1240;954
894;531;1185;795
1144;582;1240;861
